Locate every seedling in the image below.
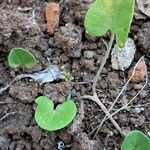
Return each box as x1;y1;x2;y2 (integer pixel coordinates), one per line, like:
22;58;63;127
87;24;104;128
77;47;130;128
34;96;77;131
61;70;74;81
8;48;36;68
85;0;135;47
82;0;135;136
121;130;150;150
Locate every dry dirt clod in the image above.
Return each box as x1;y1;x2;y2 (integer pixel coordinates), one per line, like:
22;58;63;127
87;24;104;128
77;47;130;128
45;3;60;34
43;82;71;103
111;38;136;71
26;126;42;142
80;59;95;72
72;132;101;150
138;22;150;53
137;0;150;18
84;50;94;59
128;59;146;83
9;82;38;103
54;23;82;57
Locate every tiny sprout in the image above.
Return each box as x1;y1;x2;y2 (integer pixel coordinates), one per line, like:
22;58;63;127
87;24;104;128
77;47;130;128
61;70;74;81
121;130;150;150
34;96;77;131
8;47;36;68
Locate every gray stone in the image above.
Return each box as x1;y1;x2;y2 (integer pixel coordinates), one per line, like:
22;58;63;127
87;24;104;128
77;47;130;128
111;38;136;71
84;51;94;59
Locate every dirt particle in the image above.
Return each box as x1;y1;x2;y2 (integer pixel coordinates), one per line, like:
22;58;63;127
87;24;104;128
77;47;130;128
0;135;10;149
137;0;150;18
9;141;16;150
16;142;24;150
128;59;146;83
43;82;71;103
9;82;38;103
45;3;60;34
54;23;82;57
26;126;42;142
133;84;144;90
138;22;150;53
32;142;42;150
40;139;53;150
72;132;101;150
80;59;95;72
84;50;94;59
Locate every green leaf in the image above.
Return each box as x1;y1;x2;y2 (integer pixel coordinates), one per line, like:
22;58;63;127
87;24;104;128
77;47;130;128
84;0;135;47
121;130;150;150
8;48;36;68
34;96;77;131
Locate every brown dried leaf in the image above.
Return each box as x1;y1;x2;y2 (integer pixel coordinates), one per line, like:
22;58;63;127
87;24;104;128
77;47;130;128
128;59;146;83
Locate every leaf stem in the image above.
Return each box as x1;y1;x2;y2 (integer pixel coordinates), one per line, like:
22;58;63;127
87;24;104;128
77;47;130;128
92;32;115;94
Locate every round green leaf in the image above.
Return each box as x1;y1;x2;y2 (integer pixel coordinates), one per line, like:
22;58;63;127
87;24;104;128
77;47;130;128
8;48;36;68
34;96;77;131
121;130;150;150
84;0;135;47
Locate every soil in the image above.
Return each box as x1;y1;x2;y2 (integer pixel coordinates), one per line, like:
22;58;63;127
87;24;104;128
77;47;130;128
0;0;150;150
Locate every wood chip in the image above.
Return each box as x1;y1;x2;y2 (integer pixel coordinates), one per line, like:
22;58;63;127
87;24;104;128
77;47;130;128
45;3;60;34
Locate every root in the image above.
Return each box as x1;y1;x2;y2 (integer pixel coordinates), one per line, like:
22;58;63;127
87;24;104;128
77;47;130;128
0;112;17;122
94;56;148;138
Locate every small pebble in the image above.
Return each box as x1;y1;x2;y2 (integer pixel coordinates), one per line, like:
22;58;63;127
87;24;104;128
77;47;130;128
84;51;94;59
133;84;143;90
128;59;146;83
139;90;147;98
111;38;136;71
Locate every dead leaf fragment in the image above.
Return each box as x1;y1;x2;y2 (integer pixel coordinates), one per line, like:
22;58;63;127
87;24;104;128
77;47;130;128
128;59;146;83
45;3;60;34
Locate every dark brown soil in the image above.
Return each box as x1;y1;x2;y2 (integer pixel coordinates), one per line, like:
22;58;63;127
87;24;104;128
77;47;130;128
0;0;150;150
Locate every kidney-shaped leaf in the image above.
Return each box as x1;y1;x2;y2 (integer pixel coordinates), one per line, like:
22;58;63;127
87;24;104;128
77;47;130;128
8;48;36;68
84;0;135;47
34;96;77;131
121;130;150;150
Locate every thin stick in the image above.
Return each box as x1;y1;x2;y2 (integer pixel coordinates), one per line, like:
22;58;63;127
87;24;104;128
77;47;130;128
107;58;148;119
92;33;115;94
96;56;145;132
0;74;30;94
94;57;147;138
0;112;17;122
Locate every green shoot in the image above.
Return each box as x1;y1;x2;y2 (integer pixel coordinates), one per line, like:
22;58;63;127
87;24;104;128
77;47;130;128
84;0;135;47
8;48;36;68
121;130;150;150
34;96;77;131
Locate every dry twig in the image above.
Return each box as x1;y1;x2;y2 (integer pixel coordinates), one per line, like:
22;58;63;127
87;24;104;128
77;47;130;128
93;56;148;138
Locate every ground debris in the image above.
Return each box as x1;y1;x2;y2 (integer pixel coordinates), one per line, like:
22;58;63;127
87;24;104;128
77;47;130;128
137;22;150;53
137;0;150;18
111;38;136;71
45;3;60;34
128;59;146;83
0;65;63;94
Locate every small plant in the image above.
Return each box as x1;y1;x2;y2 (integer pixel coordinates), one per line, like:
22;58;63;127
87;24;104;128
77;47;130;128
85;0;135;47
8;48;36;68
61;70;74;81
82;0;135;137
34;96;77;131
121;130;150;150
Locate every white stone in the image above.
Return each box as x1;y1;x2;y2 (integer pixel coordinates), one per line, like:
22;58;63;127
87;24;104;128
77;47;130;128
111;38;136;71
